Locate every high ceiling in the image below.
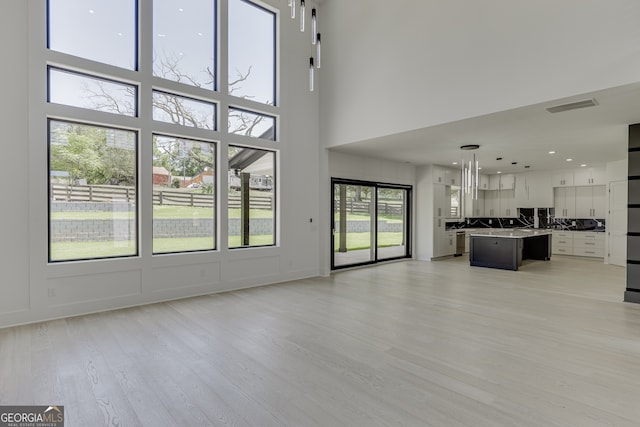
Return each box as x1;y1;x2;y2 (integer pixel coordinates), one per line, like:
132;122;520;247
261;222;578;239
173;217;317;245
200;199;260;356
328;82;640;175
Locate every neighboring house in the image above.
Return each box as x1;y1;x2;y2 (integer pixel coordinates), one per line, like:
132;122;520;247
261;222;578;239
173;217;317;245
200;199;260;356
189;170;214;186
152;166;171;186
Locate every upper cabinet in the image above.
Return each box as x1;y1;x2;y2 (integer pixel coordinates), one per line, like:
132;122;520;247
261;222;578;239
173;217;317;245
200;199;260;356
515;171;553;208
478;174;490;190
489;173;515;190
573;166;606;186
433;165;462;186
444;168;461;186
552;170;574;187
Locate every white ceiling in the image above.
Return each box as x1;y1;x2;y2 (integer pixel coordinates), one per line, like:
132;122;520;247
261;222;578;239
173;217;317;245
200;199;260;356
328;82;640;175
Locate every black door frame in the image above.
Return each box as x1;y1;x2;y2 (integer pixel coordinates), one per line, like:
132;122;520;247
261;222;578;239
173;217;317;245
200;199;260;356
331;178;412;270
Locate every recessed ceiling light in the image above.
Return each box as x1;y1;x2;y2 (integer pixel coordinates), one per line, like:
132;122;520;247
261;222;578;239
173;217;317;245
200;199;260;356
549;151;556;154
452;162;458;165
496;157;503;161
511;162;518;165
566;158;573;162
580;164;587;167
179;8;184;12
497;171;502;174
524;165;530;168
89;9;95;13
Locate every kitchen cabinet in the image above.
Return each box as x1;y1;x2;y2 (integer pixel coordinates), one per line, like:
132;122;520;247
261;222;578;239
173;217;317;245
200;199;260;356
479;174;490;190
573;232;604;258
552;231;573;255
484;189;517;217
432;166;446;184
554;187;576;218
552;171;574;187
575;185;606;218
573;166;606;186
444;168;461;186
515;172;553;208
489;174;515;190
464;191;485;217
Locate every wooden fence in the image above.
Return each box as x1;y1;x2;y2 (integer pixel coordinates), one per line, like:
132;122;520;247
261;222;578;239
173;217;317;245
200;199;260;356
51;184;273;210
335;200;404;216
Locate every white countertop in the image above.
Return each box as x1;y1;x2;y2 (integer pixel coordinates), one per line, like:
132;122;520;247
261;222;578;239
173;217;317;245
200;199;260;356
469;230;552;239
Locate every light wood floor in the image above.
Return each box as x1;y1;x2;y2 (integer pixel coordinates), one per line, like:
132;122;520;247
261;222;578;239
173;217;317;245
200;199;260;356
1;256;639;426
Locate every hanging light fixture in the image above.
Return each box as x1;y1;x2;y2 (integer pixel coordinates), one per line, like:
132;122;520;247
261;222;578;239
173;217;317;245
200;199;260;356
288;1;321;92
316;33;321;68
311;9;317;44
460;145;480;200
309;57;315;91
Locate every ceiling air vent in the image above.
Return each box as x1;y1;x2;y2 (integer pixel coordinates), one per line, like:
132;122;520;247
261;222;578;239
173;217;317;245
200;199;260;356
546;98;598;113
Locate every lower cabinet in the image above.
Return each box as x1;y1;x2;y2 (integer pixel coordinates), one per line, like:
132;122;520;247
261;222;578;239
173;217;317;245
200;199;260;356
552;231;604;258
573;232;604;257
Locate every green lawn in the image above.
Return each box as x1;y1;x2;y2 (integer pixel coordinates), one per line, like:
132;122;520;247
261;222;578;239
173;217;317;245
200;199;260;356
334;232;404;252
334;212;403;223
50;235;276;260
51;206;273;219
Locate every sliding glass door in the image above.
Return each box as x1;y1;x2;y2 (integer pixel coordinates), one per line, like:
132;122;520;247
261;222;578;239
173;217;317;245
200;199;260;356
332;179;411;269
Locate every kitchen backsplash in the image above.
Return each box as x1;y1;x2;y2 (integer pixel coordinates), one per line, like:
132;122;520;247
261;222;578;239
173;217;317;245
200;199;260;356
446;209;605;231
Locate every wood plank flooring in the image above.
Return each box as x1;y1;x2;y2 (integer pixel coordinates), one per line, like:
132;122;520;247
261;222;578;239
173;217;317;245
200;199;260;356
1;255;639;426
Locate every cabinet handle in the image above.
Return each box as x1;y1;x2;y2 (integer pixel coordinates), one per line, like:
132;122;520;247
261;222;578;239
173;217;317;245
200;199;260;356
438;208;441;216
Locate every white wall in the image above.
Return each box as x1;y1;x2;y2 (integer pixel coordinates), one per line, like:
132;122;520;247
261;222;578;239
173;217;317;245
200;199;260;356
319;0;640;148
0;0;321;328
0;1;29;317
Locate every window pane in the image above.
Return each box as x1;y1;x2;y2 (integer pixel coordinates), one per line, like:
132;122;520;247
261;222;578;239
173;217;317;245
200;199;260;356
228;146;275;248
153;91;216;130
228;107;276;139
377;188;409;261
48;0;137;70
49;67;137;116
333;184;375;267
153;0;215;89
153;136;216;254
49;120;137;261
228;0;276;105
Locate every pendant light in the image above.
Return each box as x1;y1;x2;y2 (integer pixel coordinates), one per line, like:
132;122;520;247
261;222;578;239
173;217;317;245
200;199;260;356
289;0;295;19
309;57;315;91
300;0;306;32
460;145;480;200
311;9;317;44
316;33;321;68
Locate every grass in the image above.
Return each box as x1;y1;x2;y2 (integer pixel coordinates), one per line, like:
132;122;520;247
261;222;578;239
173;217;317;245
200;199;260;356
334;232;404;252
334;212;403;223
50;235;276;260
51;206;273;220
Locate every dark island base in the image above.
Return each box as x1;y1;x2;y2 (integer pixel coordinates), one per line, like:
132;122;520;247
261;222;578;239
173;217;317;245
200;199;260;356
470;234;551;271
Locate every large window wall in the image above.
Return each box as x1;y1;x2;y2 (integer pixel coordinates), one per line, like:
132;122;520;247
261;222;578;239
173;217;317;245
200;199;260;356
45;0;278;262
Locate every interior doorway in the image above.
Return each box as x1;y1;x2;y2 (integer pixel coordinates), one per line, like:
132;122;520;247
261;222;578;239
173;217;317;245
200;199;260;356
332;178;412;269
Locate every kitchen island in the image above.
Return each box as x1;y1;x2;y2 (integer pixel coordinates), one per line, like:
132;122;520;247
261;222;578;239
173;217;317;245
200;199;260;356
469;230;552;271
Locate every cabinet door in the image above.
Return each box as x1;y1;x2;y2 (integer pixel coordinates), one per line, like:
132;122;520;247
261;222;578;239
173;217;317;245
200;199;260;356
590;168;606;185
500;189;517;217
445;168;461;186
432;166;445;184
552;171;574;187
434;184;446;217
489;175;501;190
479;174;490;190
592;185;606;217
526;171;553;207
485;190;498;216
574;167;606;186
565;187;576;218
575;186;592;217
500;174;515;190
514;174;528;207
464;191;485;218
554;187;576;218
